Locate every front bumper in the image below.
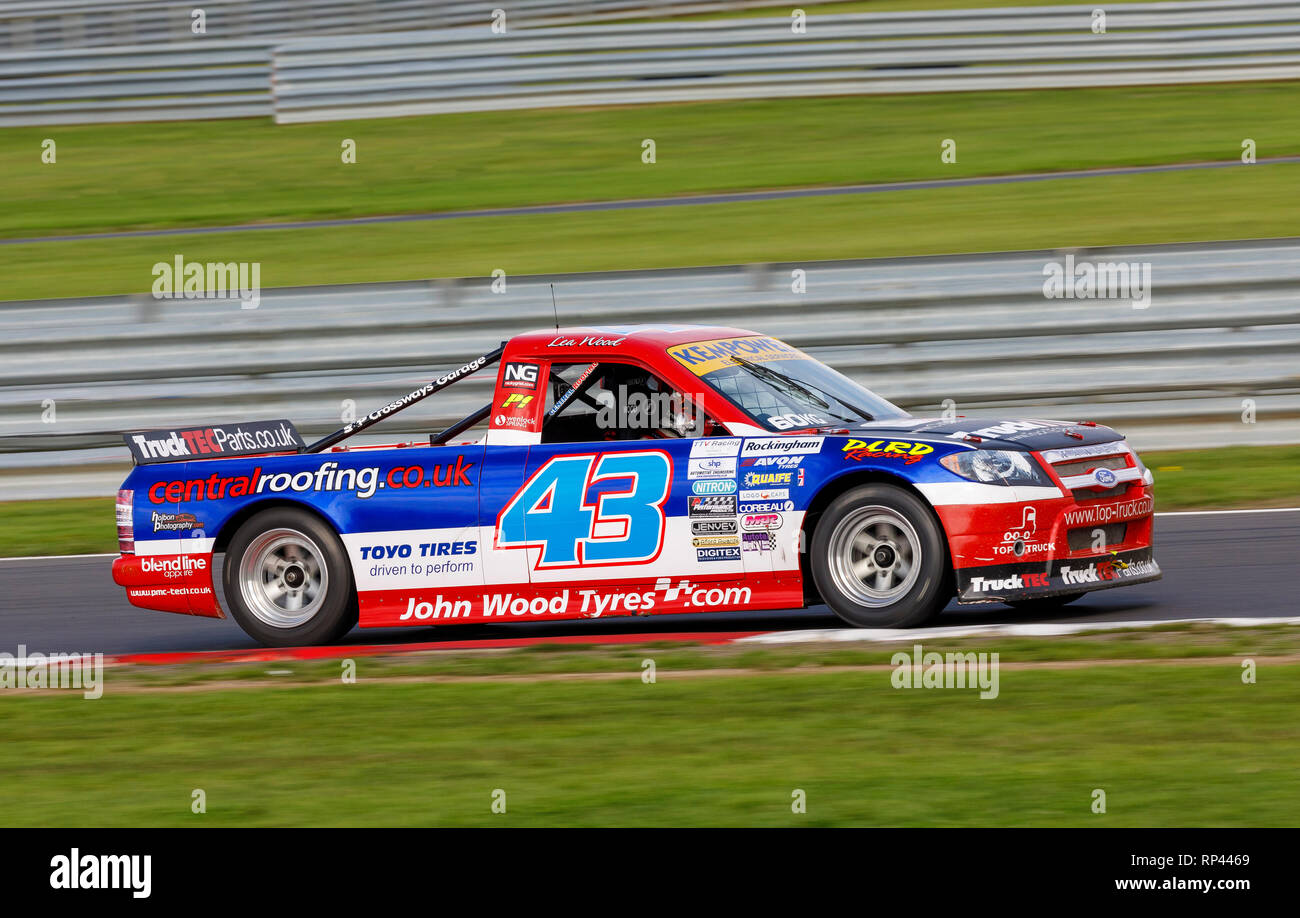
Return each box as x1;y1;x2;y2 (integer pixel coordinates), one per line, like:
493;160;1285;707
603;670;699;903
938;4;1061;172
955;545;1161;603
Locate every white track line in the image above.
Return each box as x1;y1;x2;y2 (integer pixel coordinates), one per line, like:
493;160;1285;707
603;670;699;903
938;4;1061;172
0;552;117;562
1;507;1297;563
738;616;1300;645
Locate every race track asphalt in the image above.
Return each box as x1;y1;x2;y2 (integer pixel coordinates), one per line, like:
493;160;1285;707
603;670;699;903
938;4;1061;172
0;509;1295;655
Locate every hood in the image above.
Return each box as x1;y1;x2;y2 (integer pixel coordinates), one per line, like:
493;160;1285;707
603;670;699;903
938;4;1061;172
848;416;1125;452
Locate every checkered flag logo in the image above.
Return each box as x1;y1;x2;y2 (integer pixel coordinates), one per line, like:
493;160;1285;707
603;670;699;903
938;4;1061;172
694;496;730;511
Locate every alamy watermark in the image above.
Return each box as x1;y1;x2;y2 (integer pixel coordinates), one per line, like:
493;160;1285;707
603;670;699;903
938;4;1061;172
1;646;103;699
1043;254;1151;309
891;643;999;699
152;254;261;309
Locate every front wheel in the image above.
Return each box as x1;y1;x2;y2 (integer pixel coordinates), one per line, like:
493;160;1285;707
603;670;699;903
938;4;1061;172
222;507;357;647
810;484;952;628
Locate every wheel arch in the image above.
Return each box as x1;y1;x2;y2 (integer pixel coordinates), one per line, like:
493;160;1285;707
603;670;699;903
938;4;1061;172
799;469;954;604
213;498;359;643
211;498;347;556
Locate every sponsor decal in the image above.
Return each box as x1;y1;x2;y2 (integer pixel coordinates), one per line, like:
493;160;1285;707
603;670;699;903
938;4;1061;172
948;420;1060;440
500;393;535;411
741;512;782;531
1063;496;1153;526
150;511;202;533
688;495;736;517
342;356;493;435
140;555;208;575
1061;553;1157;585
739;500;795;514
766;412;831;430
739;488;789;501
392;579;759;621
124;419;302;465
692;519;738;535
741;455;804;468
968;572;1050;592
1040;441;1129;464
692;478;737;495
358;541;477;560
740;437;824;457
688;457;737;480
501;362;541;390
841;439;934;465
742;531;775;552
691;437;742;458
146;457;475;504
495;413;533;430
668;335;807;376
743;471;792;487
696;546;741;562
992;506;1052;558
692;536;739;548
397;579;755;621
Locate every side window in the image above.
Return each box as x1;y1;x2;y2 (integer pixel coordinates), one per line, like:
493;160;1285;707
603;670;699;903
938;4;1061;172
541;361;714;444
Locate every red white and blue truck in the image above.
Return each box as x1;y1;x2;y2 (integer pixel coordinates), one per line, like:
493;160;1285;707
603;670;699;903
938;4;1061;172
112;325;1160;646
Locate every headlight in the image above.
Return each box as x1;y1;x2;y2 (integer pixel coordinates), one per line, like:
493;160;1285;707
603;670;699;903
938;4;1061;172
940;450;1054;487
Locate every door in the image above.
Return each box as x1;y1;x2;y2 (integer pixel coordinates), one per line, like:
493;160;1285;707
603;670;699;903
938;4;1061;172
494;360;748;614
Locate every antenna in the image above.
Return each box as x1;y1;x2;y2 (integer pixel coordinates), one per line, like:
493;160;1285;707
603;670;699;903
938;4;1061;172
549;284;560;330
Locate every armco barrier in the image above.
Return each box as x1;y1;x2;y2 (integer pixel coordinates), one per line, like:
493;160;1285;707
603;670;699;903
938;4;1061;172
3;238;1298;499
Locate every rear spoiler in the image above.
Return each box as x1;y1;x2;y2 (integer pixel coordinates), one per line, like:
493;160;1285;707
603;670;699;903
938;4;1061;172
122;419;305;466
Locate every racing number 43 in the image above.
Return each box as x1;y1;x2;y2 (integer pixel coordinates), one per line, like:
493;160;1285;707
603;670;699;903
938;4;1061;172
496;450;672;569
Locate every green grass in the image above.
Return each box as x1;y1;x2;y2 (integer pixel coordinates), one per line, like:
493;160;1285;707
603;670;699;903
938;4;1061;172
2;662;1295;826
1148;445;1300;510
4;445;1296;557
107;621;1300;688
0;496;115;557
3;164;1298;300
6;83;1297;239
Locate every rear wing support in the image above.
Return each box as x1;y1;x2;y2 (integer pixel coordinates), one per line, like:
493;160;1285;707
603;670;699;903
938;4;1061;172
303;344;505;454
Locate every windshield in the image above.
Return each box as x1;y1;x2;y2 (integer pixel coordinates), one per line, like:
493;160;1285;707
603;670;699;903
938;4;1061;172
667;335;909;432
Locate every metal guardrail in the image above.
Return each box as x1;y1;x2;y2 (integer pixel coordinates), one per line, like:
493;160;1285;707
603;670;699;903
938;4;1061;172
0;39;272;125
271;2;1300;121
2;1;1298;125
0;1;778;50
3;239;1298;499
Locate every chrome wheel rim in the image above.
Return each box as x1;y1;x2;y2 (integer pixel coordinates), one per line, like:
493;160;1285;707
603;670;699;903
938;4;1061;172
238;528;328;628
827;506;921;607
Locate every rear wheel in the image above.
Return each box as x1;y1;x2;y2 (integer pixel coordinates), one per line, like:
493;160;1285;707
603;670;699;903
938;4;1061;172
222;507;357;647
810;484;952;628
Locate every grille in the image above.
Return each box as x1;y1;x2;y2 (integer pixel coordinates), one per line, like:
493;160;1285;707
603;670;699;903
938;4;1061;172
1052;455;1129;477
1068;523;1127;552
1072;484;1132;502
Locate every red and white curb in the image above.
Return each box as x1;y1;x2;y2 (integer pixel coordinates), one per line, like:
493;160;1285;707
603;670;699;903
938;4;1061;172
85;629;767;666
736;616;1300;645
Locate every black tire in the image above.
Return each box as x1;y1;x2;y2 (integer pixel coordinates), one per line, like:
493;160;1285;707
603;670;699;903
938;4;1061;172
1005;592;1085;614
222;507;358;647
809;484;952;628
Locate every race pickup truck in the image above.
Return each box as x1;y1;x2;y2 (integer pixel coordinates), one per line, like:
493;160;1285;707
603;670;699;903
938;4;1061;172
112;325;1160;646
